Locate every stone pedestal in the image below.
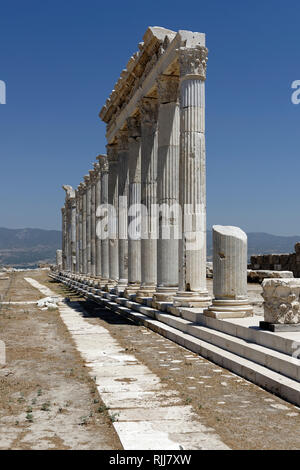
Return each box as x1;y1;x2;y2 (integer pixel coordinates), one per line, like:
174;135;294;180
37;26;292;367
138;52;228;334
260;278;300;330
204;225;253;319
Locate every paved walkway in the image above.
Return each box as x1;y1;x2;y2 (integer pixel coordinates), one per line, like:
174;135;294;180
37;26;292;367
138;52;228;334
25;277;228;450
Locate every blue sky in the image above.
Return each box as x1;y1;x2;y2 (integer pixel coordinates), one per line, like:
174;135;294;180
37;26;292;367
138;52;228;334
0;0;299;235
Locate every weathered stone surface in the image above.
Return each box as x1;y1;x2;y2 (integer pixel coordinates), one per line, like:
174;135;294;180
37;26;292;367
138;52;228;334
248;269;294;283
206;262;213;279
262;278;300;324
56;249;62;269
204;225;253;318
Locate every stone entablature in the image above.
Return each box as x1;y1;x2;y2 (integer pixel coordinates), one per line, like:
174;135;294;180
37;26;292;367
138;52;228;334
99;27;206;144
250;243;300;277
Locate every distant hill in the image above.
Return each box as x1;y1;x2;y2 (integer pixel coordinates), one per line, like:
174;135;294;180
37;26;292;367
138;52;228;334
207;231;300;260
0;228;61;267
0;227;299;267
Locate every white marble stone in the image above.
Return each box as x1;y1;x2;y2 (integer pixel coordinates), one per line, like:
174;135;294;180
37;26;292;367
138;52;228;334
205;225;253;318
262;278;300;324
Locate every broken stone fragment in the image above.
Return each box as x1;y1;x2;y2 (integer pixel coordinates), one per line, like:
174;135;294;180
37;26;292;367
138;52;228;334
262;278;300;324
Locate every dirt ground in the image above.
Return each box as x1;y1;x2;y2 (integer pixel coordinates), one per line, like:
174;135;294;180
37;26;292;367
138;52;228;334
0;271;122;450
1;270;300;450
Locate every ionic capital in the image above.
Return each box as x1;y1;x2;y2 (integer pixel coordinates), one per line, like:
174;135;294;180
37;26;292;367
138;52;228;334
93;161;101;176
157;75;179;104
178;46;208;81
83;174;90;187
89;169;97;184
62;185;75;199
97;154;109;173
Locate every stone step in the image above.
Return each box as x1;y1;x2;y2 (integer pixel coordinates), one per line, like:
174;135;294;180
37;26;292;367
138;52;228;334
58;276;300;383
95;293;300;407
195;313;299;357
52;274;300;406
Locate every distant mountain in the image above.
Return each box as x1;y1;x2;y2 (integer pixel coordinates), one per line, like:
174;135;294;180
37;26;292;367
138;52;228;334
0;227;299;267
207;231;300;260
0;228;61;267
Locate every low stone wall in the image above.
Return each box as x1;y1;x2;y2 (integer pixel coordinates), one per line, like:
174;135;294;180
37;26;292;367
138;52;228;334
250;243;300;278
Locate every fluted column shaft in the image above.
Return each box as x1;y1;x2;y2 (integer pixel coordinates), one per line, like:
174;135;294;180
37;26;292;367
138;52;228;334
70;198;76;273
78;187;83;274
98;155;109;284
82;186;87;274
204;225;253;318
61;207;66;270
136;98;159;301
175;46;211;308
106;145;119;288
94;162;102;278
153;76;180;303
75;190;80;273
89;170;96;277
116;131;129;290
84;176;92;276
124;116;142;296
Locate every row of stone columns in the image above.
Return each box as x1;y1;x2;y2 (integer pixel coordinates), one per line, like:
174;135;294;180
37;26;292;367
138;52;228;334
60;43;252;318
61;47;212;310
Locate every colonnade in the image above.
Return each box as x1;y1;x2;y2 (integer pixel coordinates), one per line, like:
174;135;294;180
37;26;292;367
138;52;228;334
60;27;211;311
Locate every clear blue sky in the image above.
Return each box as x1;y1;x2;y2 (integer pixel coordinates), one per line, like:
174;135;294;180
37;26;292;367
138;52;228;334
0;0;299;235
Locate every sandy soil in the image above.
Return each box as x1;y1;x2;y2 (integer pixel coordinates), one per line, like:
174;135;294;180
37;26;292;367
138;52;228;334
0;271;122;450
1;270;300;450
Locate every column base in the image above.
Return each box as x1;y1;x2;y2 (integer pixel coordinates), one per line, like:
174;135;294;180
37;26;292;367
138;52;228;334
173;291;211;308
136;286;156;304
204;299;253;319
104;281;118;292
152;287;177;309
124;284;140;299
111;280;128;295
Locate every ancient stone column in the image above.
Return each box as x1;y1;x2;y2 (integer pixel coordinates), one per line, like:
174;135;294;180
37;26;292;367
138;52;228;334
124;115;142;298
115;130;129;293
153;75;180;307
78;183;84;274
89;169;96;278
84;175;92;277
61;207;66;270
62;185;76;273
204;225;253;318
136;97;159;302
70;196;76;273
75;189;80;274
97;154;109;287
174;46;211;308
56;249;63;270
106;144;119;290
81;183;87;275
94;161;102;279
